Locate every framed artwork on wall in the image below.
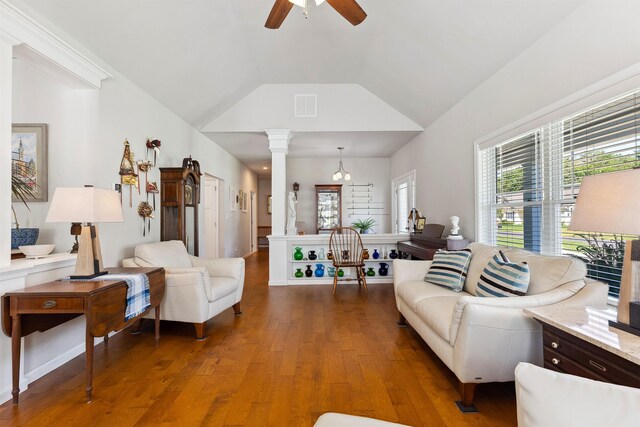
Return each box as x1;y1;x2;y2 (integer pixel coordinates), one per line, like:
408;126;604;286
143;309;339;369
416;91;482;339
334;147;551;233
242;190;248;212
229;186;237;211
11;123;48;202
267;195;272;214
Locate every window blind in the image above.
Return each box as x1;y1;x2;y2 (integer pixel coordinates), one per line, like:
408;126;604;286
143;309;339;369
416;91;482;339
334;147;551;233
477;91;640;298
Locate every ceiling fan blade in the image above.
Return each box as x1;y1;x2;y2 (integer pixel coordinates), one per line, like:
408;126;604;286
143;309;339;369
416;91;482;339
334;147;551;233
265;0;294;29
326;0;367;26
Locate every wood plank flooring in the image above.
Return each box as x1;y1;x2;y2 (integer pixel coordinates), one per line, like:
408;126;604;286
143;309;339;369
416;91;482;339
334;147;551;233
0;251;517;426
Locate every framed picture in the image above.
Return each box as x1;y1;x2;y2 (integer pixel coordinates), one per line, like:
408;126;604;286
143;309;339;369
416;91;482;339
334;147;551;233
242;190;248;212
267;195;272;214
12;123;48;202
229;186;237;211
416;217;426;231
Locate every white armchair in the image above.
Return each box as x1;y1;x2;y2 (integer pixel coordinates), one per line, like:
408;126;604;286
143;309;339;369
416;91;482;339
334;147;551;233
122;240;245;340
516;363;640;427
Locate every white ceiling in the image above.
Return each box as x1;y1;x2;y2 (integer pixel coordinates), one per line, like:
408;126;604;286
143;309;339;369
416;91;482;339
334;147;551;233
19;0;581;174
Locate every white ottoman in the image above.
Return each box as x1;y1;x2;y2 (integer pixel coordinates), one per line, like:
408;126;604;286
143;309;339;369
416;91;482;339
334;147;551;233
314;413;411;427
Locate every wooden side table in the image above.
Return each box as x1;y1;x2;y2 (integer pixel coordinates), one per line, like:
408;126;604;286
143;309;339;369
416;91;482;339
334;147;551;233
525;306;640;388
1;267;165;404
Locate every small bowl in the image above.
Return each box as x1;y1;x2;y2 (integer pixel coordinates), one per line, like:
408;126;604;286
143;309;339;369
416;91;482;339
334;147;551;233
19;244;55;259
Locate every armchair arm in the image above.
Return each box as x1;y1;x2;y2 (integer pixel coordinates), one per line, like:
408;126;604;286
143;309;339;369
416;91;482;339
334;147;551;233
160;267;212;323
393;260;432;285
190;256;245;280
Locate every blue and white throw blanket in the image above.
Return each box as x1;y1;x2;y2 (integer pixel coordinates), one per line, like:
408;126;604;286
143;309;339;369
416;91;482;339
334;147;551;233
68;273;151;321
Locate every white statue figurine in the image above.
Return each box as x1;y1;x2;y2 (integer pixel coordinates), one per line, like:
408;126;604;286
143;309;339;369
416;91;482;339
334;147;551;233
286;191;297;235
449;216;463;239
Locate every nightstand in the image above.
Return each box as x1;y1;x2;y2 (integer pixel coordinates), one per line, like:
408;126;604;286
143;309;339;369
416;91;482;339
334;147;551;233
525;306;640;388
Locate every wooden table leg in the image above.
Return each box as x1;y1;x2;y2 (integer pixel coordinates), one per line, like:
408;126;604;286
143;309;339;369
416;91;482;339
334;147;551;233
11;314;21;405
85;326;94;403
155;305;160;347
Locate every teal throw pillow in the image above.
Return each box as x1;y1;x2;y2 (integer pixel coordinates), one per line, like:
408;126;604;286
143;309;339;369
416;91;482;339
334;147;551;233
476;251;530;297
424;249;472;292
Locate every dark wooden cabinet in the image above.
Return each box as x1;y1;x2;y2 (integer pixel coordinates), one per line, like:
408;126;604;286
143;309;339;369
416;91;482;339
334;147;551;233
540;323;640;388
160;157;201;255
316;184;342;234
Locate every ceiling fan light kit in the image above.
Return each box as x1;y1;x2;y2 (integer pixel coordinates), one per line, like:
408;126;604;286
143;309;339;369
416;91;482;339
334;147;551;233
265;0;367;29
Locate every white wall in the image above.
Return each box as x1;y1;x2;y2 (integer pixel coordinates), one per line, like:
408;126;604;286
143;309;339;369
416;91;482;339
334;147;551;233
391;1;640;239
287;157;390;234
11;53;257;264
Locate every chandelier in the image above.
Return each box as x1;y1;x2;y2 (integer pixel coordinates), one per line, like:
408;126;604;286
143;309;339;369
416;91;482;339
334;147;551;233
332;147;351;181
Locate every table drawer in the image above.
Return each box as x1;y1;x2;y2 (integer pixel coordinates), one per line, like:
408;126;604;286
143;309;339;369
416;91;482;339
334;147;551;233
543;329;640;388
16;297;84;312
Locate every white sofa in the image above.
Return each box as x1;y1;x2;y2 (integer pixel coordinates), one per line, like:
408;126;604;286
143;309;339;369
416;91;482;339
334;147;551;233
516;362;640;427
393;243;608;409
122;240;245;340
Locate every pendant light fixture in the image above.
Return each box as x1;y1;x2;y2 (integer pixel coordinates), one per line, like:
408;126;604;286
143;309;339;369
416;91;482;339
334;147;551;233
332;147;351;181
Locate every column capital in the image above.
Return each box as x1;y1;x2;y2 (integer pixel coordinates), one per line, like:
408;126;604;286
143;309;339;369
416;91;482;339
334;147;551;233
265;129;292;154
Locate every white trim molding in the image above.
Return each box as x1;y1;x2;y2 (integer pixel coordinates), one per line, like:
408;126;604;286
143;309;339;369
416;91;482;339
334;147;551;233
0;0;111;88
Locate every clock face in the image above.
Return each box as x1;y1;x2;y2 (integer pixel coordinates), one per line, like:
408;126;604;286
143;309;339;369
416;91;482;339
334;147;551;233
185;185;193;205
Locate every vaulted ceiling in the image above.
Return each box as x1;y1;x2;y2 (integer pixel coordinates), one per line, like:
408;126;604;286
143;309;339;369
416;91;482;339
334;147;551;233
20;0;581;172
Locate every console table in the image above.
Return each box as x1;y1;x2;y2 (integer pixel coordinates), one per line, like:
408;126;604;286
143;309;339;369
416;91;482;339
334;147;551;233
1;267;165;404
525;306;640;388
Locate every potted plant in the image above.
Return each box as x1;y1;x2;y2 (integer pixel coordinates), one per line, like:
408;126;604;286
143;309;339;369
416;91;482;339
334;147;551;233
572;233;627;294
351;217;376;234
10;169;39;249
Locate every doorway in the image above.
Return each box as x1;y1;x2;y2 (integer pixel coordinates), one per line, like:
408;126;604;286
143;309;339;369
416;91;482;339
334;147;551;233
203;175;220;258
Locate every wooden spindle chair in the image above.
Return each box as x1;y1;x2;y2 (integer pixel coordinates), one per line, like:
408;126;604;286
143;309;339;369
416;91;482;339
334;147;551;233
328;227;367;294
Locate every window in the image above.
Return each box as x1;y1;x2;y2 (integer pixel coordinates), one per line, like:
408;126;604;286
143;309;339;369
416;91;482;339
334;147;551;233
477;92;640;298
392;171;415;234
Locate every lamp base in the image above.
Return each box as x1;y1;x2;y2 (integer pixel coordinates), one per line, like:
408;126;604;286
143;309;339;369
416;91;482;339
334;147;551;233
69;270;109;280
608;320;640;338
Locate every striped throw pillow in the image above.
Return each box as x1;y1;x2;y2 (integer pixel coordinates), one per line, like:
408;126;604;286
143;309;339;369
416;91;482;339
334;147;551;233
424;249;472;292
476;251;530;297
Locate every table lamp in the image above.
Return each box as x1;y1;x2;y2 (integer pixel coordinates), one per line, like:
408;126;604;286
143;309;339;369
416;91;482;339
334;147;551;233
46;186;124;279
568;168;640;336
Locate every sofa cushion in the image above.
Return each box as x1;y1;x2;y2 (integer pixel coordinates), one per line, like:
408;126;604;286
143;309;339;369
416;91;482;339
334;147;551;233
415;296;460;343
465;243;501;294
502;247;586;295
465;243;587;296
424;249;472;292
476;252;530;297
134;240;192;268
396;280;472;311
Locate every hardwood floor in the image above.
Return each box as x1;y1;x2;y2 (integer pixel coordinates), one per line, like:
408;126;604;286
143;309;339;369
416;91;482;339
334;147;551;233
0;251;517;426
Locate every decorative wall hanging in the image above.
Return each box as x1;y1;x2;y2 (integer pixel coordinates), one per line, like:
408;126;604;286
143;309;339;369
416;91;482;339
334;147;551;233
146;181;159;210
137;159;152;189
119;140;139;207
137;201;154;236
146;138;161;166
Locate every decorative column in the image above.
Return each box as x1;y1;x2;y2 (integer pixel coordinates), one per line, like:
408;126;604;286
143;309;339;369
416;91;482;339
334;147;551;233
266;129;291;286
0;39;12;268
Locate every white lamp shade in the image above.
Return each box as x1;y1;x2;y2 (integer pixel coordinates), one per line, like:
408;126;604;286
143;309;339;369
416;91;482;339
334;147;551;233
46;187;124;223
568;169;640;235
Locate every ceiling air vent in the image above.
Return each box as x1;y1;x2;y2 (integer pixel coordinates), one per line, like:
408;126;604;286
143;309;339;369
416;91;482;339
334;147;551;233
294;94;317;117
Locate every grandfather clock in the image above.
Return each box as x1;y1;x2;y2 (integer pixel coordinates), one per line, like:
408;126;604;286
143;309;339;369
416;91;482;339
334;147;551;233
160;157;202;255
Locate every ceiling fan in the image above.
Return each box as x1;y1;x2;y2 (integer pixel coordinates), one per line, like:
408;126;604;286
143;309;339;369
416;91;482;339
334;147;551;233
265;0;367;29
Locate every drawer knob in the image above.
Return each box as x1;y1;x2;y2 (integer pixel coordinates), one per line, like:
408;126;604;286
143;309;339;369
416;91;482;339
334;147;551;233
551;341;559;349
42;300;57;309
551;358;560;365
589;360;607;372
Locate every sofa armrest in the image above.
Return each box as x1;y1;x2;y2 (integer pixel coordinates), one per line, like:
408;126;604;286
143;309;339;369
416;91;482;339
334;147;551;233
449;280;585;346
393;259;432;285
122;258;138;267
